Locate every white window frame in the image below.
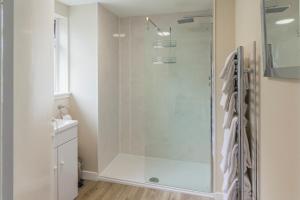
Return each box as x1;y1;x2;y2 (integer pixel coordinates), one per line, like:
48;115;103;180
54;14;70;98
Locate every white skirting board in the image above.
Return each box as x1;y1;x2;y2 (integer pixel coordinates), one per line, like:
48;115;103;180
81;171;98;181
81;171;222;199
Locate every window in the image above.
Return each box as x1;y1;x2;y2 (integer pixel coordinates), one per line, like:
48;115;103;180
54;16;69;96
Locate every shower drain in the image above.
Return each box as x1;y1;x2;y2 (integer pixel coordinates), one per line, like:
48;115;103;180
149;177;160;183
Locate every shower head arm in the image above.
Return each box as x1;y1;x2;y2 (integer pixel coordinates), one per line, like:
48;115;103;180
146;17;161;32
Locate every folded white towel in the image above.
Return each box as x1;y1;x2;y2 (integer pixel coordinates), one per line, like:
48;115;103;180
223;93;237;129
224;176;252;200
221;120;251;174
243;174;252;200
221;117;238;171
220;86;235;111
220;92;230;111
220;50;237;80
244;127;252;170
222;75;236;94
224;178;238;200
244;174;252;193
222;144;238;192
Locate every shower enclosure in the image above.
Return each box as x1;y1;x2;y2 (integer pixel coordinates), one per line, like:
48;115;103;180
143;15;212;192
99;10;213;193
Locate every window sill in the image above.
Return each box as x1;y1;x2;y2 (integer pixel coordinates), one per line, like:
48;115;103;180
54;92;72;100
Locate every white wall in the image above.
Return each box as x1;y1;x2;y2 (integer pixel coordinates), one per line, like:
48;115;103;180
235;1;300;199
214;0;300;199
69;3;99;172
98;4;120;173
14;0;54;199
213;0;236;192
55;1;69;17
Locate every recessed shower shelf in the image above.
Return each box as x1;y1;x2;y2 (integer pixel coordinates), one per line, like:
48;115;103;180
153;40;177;48
152;57;176;64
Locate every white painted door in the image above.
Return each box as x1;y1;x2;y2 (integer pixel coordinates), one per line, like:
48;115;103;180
58;139;78;200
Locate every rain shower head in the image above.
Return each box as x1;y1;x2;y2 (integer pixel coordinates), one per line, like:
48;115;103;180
266;5;290;13
177;17;194;24
177;15;213;24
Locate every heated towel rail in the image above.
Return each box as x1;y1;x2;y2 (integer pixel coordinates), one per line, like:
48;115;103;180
235;44;258;200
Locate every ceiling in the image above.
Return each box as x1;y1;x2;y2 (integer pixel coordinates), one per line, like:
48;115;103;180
58;0;212;17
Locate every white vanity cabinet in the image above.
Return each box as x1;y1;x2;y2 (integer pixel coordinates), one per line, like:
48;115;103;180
53;120;78;200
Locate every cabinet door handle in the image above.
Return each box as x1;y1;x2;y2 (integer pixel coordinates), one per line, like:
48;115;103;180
60;161;65;166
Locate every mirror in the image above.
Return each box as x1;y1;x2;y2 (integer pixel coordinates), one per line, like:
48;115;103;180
262;0;300;78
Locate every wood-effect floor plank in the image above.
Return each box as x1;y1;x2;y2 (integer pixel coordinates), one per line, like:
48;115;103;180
75;181;212;200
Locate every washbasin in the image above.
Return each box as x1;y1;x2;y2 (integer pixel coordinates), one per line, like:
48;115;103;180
52;119;78;134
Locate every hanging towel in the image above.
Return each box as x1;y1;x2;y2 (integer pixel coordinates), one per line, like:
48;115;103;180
224;178;238;200
221;117;238;172
222;75;236;94
220;86;235;111
244;127;252;170
243;175;252;200
220;50;237;80
221;120;251;174
222;144;238;192
223;92;237;129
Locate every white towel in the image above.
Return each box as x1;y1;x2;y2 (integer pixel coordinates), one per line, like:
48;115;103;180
244;127;252;170
220;86;235;111
221;117;238;172
244;174;252;193
221;121;251;174
224;178;238;200
223;93;237;129
222;144;238;192
222;75;236;94
224;176;251;200
243;175;252;200
220;50;237;80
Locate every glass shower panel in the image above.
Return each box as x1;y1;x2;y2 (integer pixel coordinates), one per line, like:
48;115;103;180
144;17;212;192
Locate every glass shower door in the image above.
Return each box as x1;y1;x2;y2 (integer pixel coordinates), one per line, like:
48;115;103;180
143;16;212;192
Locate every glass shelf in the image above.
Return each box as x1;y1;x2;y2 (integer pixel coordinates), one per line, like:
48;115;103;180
153;40;177;48
152;57;176;64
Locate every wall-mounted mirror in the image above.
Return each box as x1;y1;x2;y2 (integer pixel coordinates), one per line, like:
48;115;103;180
262;0;300;78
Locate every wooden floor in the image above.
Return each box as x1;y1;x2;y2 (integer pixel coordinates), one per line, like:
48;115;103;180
76;181;213;200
